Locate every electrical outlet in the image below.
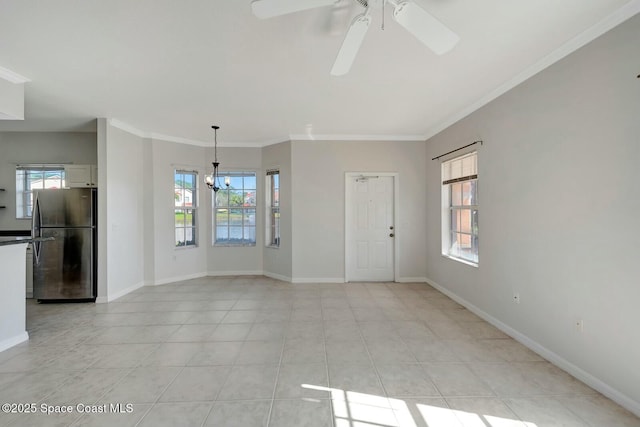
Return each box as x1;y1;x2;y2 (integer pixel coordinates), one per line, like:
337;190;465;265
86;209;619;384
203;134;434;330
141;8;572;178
574;319;584;333
513;293;520;304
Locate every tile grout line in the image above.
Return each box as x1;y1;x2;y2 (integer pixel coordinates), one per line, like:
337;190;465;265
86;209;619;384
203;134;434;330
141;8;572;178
379;283;457;418
131;323;190;427
320;289;336;427
198;295;252;427
132;302;236;427
263;299;292;427
352;284;408;427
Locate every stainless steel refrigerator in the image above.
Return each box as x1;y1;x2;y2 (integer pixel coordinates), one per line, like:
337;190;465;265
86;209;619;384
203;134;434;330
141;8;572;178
32;188;97;302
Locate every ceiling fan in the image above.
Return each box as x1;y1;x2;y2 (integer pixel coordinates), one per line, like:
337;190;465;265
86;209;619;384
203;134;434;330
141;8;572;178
251;0;460;76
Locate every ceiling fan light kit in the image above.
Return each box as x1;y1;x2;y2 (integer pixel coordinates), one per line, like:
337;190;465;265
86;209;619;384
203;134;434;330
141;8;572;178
251;0;459;75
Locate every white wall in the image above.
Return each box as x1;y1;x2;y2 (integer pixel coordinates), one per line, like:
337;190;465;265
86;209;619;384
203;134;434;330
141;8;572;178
207;146;264;276
0;131;97;230
262;142;292;281
424;14;640;414
291;140;427;282
150;138;208;285
101;123;145;300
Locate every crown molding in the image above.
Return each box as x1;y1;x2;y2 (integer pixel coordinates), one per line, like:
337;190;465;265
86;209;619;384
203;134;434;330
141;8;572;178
107;118;426;146
253;136;291;146
289;133;425;142
149;132;209;147
149;132;268;148
422;0;640;141
0;66;30;84
107;118;269;147
107;119;147;138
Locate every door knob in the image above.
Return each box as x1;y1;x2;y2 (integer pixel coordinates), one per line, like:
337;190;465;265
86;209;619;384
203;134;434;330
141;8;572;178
389;233;395;237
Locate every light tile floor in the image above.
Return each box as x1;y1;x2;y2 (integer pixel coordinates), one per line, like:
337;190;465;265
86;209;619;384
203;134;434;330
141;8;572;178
0;276;638;427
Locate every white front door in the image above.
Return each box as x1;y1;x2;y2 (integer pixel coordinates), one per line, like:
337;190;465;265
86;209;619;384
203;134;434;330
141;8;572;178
346;174;395;282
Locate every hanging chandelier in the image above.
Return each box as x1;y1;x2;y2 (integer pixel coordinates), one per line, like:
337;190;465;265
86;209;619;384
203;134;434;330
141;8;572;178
204;125;229;192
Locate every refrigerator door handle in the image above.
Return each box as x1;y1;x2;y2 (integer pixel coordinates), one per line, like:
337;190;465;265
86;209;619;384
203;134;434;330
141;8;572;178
32;195;43;266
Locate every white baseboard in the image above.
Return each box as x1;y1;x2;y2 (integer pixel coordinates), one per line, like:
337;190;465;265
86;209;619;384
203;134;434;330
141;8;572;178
397;277;428;283
425;276;640;418
96;281;145;303
154;272;208;286
263;271;292;282
207;270;264;277
107;281;145;302
292;277;346;283
0;332;29;353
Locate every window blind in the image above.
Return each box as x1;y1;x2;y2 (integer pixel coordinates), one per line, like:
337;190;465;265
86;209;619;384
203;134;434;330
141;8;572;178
442;152;477;185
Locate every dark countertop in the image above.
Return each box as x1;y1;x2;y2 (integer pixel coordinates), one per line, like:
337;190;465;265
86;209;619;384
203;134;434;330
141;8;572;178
0;230;31;237
0;236;54;246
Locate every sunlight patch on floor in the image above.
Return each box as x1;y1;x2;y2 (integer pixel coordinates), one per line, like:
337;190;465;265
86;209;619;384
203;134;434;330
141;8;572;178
302;384;537;427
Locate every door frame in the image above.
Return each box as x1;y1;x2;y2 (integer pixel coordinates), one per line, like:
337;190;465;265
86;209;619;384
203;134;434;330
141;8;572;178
344;172;400;283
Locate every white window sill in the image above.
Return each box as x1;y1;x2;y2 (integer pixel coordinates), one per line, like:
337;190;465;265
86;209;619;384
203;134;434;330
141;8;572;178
212;244;257;248
266;245;280;250
442;254;478;268
175;245;198;251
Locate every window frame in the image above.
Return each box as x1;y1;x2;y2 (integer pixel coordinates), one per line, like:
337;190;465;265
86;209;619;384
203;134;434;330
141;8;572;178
213;171;257;247
266;169;280;248
441;151;479;266
174;169;198;248
15;164;66;219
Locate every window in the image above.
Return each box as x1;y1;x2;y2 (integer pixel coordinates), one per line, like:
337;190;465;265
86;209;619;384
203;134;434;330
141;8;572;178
175;170;198;247
266;170;280;247
442;152;478;265
214;171;256;246
16;165;66;218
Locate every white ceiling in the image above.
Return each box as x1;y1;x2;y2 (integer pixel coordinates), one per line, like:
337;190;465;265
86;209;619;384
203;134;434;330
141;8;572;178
0;0;637;146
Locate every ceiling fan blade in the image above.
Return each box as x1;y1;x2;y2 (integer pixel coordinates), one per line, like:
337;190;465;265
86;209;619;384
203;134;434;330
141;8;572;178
330;14;371;76
251;0;337;19
392;1;459;55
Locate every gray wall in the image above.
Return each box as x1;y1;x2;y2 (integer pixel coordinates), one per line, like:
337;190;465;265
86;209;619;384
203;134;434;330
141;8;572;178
142;138;155;285
0;131;97;230
150;138;208;285
291;140;427;282
424;14;640;413
263;142;292;280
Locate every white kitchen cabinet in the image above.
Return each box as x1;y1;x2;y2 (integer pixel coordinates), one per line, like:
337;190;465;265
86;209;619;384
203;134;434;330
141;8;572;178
65;164;97;187
91;165;98;187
